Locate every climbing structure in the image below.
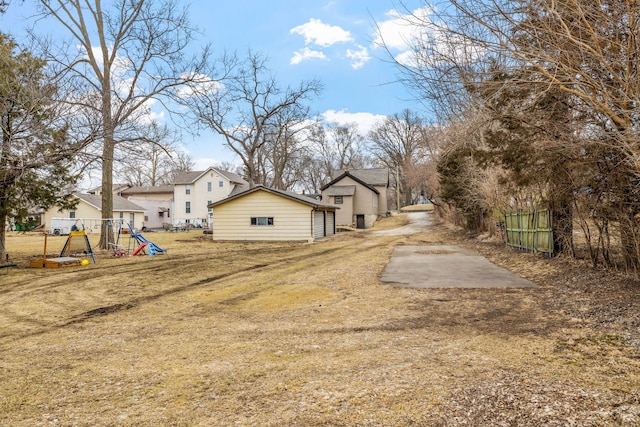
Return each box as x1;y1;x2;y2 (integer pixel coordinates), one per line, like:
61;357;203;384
30;229;95;268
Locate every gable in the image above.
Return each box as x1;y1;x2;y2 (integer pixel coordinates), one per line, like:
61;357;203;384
210;186;337;210
329;168;389;187
325;185;356;197
321;174;379;195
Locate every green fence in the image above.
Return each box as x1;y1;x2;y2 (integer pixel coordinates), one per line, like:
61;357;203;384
504;209;554;257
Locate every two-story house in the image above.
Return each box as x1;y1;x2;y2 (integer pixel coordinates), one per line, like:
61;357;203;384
320;168;389;229
173;167;248;228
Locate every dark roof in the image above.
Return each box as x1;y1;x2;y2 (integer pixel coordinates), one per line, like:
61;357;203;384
75;193;146;212
321;170;381;194
120;185;174;195
208;185;338;210
325;185;356;196
173;167;248;185
330;168;389;187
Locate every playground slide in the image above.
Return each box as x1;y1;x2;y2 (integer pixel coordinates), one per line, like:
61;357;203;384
129;227;167;256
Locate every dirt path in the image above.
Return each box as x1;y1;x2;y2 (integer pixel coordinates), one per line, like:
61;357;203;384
0;219;639;426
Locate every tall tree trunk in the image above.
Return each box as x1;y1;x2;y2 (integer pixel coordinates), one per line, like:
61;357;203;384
551;199;574;256
0;208;7;263
98;132;115;249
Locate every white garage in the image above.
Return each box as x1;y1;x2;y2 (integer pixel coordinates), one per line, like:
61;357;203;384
209;185;338;242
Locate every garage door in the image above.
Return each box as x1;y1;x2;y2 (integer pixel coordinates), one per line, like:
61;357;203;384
326;211;335;236
314;210;325;239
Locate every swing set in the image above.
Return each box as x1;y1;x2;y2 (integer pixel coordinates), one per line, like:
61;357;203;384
108;219;167;257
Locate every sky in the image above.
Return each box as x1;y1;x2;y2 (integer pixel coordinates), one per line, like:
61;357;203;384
1;0;427;171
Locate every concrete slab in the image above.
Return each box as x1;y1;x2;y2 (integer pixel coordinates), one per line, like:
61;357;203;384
380;245;537;289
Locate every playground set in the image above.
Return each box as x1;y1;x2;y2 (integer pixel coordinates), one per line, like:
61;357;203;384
109;220;167;257
30;218;166;269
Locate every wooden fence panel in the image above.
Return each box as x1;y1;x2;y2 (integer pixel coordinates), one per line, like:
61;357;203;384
504;209;553;256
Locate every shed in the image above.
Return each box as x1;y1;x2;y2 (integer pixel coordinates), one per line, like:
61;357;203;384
208;185;338;242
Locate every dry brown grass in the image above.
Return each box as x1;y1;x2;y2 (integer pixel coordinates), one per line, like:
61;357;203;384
1;216;639;426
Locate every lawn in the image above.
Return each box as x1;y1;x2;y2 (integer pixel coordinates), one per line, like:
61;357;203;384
1;215;639;426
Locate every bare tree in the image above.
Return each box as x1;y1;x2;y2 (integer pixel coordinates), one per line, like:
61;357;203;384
33;0;209;248
261;107;312;190
115;124;193;187
368;109;426;205
183;50;322;187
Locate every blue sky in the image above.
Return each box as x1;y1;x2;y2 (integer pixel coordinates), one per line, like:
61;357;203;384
1;0;427;169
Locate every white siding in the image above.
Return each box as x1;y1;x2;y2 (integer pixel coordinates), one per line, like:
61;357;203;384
326;211;335;236
212;191;314;241
174;168;240;226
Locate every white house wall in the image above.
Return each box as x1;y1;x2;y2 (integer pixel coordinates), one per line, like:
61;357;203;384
125;195;173;229
212;191;313;241
174;170;238;226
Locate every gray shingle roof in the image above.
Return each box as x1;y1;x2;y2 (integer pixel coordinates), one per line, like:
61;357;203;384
172;170;203;184
120;185;174;195
75;193;146;212
330;168;389;187
217;169;248;184
325;185;356;196
173;167;248;185
209;185;338;210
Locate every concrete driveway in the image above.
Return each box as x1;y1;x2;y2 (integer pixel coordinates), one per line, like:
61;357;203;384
379;212;536;289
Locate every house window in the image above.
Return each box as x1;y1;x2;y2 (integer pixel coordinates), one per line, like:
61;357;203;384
207;182;212;192
334;196;343;204
185;184;191;195
207;200;212;213
186;201;191;214
251;217;274;226
69;211;76;218
159;211;164;218
219;180;224;188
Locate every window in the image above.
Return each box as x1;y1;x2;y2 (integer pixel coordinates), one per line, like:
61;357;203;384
159;211;164;218
334;196;343;204
186;201;191;214
185;184;191;195
69;211;76;218
250;217;274;226
207;200;213;213
219;180;224;188
207;182;212;192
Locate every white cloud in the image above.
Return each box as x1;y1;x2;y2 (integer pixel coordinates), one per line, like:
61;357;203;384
374;7;435;50
290;47;328;65
373;6;482;68
345;45;370;69
322;109;386;135
290;18;353;47
373;6;438;66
